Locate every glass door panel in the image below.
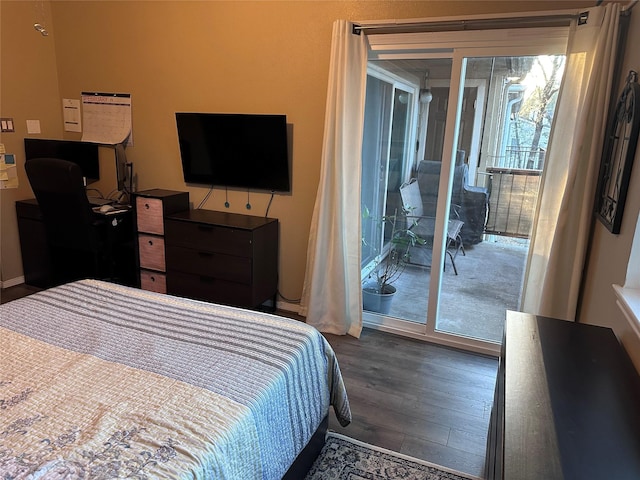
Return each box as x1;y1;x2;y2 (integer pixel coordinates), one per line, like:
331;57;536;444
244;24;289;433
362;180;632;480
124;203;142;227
362;59;452;323
361;76;393;274
361;69;417;314
435;55;565;343
361;55;565;346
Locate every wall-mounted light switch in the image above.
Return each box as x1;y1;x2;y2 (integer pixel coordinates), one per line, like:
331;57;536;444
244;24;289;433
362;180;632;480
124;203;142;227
0;118;15;132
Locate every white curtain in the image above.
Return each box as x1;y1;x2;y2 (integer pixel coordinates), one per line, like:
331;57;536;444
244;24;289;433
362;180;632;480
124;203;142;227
522;4;621;320
299;20;368;337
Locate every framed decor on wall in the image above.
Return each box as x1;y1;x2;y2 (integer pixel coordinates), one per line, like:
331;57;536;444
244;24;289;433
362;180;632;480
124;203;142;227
596;70;640;234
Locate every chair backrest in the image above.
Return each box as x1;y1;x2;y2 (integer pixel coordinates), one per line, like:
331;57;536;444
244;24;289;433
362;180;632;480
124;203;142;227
415;158;468;214
414;160;441;209
25;157;100;251
399;178;424;228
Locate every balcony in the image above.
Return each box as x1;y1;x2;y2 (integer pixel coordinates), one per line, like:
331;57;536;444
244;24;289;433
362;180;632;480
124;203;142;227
380;238;528;344
363;153;541;345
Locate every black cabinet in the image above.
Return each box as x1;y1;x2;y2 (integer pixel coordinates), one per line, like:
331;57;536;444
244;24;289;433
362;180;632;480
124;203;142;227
487;311;640;480
16;199;137;288
16;199;53;288
164;209;278;309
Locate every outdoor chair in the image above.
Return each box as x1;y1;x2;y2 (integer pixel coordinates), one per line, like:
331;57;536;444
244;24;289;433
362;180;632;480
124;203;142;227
399;178;465;275
415;151;489;246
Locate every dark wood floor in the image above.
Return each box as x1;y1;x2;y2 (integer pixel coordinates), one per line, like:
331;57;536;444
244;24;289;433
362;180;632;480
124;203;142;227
324;329;498;478
0;283;42;304
1;284;497;478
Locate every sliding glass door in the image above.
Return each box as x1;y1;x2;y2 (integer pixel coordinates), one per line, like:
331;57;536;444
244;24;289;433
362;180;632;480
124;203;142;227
361;67;417;309
361;27;569;354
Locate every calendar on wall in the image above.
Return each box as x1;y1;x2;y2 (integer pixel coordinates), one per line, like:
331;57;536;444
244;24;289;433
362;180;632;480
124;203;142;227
81;92;133;146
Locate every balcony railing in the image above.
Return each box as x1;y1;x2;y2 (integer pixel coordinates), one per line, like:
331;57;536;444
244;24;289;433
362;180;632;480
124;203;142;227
489;147;546;170
482;148;546;239
484;167;542;239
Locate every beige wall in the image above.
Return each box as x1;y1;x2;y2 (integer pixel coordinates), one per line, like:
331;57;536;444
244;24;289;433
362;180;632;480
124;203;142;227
579;9;640;370
15;0;640;359
0;0;62;283
2;0;589;297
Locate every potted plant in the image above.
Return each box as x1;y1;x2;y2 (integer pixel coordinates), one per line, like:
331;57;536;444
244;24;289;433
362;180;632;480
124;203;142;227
362;206;426;314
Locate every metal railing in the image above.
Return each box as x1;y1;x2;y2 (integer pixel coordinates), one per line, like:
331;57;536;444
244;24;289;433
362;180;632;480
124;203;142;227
489;147;546;170
484;167;542;239
481;148;546;239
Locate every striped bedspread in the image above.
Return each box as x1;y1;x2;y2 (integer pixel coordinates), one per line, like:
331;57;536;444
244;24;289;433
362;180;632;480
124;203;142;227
0;280;351;479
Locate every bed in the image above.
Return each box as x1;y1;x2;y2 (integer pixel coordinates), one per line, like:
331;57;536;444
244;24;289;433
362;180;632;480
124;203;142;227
0;279;351;479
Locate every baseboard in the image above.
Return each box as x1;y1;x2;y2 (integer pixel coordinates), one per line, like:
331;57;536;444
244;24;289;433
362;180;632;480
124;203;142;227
613;284;640;340
277;300;301;315
1;276;25;289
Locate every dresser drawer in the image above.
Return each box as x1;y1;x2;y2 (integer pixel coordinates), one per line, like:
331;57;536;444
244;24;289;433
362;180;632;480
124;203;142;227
165;245;252;284
167;271;253;307
165;219;253;256
140;270;167;293
136;197;165;235
138;234;166;271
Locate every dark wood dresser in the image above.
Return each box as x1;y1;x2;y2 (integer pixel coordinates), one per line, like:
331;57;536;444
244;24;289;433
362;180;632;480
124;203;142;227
487;311;640;480
164;208;278;309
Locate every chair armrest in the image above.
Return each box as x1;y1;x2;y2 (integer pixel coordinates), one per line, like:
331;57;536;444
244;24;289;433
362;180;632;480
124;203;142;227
403;214;462;242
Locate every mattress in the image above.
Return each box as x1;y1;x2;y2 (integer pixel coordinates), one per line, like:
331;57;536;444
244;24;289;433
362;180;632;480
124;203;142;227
0;279;351;479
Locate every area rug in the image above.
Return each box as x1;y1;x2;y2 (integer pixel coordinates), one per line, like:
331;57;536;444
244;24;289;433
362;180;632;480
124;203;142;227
305;432;481;480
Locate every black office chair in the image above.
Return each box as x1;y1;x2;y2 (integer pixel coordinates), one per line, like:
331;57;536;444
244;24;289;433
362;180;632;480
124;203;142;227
25;157;109;285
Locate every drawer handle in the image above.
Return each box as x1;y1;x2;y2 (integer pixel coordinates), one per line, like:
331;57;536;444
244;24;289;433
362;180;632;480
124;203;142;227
145;203;150;209
148;240;154;246
150;276;156;282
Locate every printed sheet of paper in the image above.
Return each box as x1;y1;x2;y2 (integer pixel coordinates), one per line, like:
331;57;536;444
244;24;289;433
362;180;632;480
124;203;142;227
81;92;132;145
26;120;41;134
63;98;82;132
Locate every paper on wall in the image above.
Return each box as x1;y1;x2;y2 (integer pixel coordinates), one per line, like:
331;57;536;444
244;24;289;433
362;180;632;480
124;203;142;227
63;98;82;132
26;120;41;134
81;92;132;146
0;152;18;189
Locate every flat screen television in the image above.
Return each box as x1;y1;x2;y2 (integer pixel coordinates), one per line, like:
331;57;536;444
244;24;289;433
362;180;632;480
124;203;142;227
24;138;100;183
175;112;290;192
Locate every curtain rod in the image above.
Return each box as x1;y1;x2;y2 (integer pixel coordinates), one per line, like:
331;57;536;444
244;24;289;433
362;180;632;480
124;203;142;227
597;0;638;12
353;10;580;35
354;3;634;35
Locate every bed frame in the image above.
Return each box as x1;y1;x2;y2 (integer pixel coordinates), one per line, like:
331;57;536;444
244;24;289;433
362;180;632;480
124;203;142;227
283;415;328;479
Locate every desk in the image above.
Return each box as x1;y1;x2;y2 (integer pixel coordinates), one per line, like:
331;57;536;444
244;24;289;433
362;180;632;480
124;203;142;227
16;199;137;288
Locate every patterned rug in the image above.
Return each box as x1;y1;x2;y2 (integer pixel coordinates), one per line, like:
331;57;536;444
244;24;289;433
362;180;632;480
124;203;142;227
305;433;480;480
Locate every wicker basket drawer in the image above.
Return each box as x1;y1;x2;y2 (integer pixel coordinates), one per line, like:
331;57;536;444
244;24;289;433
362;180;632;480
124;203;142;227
138;234;165;271
136;197;165;235
140;270;167;293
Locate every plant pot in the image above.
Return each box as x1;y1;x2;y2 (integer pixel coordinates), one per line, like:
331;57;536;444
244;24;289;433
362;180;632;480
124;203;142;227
362;284;397;314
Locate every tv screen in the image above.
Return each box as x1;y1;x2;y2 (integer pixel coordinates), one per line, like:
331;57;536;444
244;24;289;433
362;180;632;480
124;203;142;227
24;138;100;182
175;112;290;192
